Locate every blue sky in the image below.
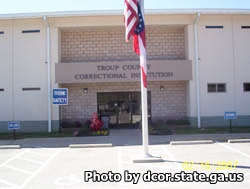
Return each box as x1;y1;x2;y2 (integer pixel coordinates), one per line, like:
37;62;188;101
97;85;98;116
0;0;250;15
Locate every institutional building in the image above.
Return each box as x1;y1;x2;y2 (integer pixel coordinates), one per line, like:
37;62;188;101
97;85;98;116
0;9;250;132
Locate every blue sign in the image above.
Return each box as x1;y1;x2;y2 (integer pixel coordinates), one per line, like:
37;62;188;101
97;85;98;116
8;121;20;130
53;88;68;105
224;112;237;120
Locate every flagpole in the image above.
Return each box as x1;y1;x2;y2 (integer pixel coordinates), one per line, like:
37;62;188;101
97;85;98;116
141;59;149;157
139;0;150;157
124;0;162;162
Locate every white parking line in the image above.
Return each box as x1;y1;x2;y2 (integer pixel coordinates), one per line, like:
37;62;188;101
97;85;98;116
3;164;33;175
16;157;43;164
0;179;19;188
0;149;32;187
0;149;30;167
0;148;62;188
216;142;250;158
20;148;62;189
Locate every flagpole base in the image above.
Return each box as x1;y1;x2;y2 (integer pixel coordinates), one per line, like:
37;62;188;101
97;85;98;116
132;154;163;163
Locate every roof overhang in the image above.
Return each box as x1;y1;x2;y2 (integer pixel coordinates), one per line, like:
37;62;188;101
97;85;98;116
1;9;250;20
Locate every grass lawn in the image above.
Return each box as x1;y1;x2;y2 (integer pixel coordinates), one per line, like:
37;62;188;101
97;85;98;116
0;126;250;139
173;126;250;134
0;132;73;140
0;129;109;140
150;125;250;135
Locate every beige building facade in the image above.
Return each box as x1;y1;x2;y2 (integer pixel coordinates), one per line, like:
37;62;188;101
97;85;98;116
0;11;250;132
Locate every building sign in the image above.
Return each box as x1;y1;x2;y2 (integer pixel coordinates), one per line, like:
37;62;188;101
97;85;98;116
55;60;192;84
224;112;237;120
8;121;20;130
53;88;68;105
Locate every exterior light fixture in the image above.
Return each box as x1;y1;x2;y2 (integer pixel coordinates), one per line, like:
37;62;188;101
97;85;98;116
83;88;88;93
160;86;164;91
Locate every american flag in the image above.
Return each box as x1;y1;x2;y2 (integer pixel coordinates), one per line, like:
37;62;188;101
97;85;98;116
124;0;147;88
124;0;138;42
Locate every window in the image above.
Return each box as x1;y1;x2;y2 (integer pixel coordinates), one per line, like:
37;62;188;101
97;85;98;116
241;26;250;29
244;83;250;92
208;83;226;93
22;88;41;91
208;84;216;92
97;92;151;126
217;84;226;92
205;26;224;29
22;30;40;34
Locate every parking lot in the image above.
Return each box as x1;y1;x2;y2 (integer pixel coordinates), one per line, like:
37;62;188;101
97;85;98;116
0;130;250;188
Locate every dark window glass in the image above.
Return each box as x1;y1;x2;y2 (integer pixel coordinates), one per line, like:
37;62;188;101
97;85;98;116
244;83;250;92
217;84;226;92
22;88;41;91
205;26;224;29
241;26;250;29
208;84;216;92
22;30;40;33
97;92;151;126
208;83;226;93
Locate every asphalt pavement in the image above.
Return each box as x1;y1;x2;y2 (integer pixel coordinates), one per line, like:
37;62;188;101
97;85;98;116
0;129;250;188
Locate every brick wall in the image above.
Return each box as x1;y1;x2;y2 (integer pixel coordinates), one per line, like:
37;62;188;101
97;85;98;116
61;81;187;121
61;26;185;62
150;81;187;120
60;26;187;122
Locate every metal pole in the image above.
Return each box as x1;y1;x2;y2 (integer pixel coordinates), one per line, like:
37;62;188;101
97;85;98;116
43;16;52;133
140;57;149;156
194;13;201;128
230;119;232;132
139;0;150;157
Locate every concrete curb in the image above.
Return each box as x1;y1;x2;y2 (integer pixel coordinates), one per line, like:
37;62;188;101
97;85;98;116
228;139;250;143
132;156;164;163
69;143;113;148
170;140;214;145
0;145;21;149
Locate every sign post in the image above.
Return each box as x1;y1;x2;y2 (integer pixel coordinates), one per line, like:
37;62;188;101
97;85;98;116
53;88;68;133
8;121;20;140
224;112;237;132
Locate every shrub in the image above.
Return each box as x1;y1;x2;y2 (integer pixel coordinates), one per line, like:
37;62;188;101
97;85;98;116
60;121;75;128
166;119;190;125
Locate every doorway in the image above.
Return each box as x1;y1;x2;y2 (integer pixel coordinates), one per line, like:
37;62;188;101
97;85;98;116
97;92;151;128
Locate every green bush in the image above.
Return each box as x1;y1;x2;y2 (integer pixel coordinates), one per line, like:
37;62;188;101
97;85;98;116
148;121;172;135
166;119;190;125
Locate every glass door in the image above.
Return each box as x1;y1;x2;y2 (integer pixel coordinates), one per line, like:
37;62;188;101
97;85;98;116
97;92;151;127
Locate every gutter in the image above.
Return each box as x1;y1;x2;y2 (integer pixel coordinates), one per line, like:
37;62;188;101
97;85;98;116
194;13;201;128
1;9;250;20
43;16;52;133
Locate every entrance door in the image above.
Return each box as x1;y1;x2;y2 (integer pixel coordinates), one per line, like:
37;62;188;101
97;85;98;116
97;92;151;127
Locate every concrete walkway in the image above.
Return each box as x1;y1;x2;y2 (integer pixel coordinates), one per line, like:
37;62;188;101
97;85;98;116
0;129;250;148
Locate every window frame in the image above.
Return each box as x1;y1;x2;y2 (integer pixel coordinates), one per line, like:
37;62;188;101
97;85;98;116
207;83;226;93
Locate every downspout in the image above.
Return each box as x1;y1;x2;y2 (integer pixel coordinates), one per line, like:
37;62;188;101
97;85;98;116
194;13;201;128
43;16;52;133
